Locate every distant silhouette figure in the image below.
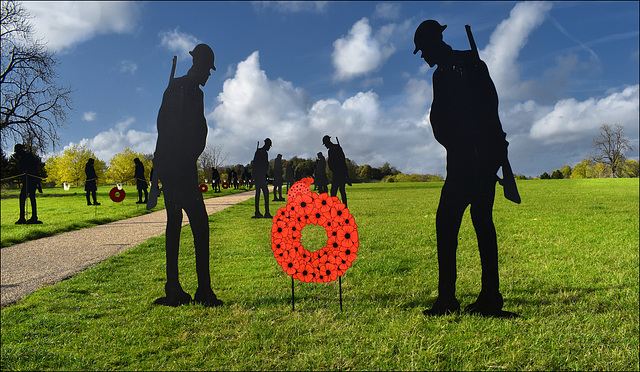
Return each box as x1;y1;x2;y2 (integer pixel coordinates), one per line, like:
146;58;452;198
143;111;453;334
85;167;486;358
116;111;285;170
134;158;148;204
230;169;238;189
242;169;251;189
252;138;272;218
323;135;350;207
272;154;285;201
211;167;221;193
84;158;100;206
13;144;43;224
151;43;223;307
414;20;519;318
285;161;294;192
314;152;329;194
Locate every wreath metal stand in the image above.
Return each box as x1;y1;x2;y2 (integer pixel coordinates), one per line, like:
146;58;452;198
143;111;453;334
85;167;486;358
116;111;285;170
291;276;343;312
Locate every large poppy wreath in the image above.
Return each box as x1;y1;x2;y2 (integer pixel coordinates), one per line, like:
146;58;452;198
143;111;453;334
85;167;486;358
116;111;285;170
271;177;358;283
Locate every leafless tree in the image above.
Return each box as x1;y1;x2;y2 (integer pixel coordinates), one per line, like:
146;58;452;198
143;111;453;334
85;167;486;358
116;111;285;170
591;123;632;178
1;0;73;153
198;143;229;177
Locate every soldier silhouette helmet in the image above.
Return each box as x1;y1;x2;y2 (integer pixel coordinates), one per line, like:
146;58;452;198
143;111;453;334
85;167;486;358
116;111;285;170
264;138;272;148
322;135;332;146
413;20;447;54
190;44;216;71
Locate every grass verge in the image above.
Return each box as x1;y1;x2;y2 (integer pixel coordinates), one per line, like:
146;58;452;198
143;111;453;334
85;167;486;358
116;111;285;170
0;185;248;248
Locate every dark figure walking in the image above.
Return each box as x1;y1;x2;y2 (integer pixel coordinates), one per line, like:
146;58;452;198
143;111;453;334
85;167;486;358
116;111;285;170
252;138;272;219
211;167;221;193
13;144;43;224
231;169;238;189
272;154;285;201
85;158;100;206
150;44;223;307
323;135;350;208
285;161;294;193
134;158;148;204
414;20;519;318
314;152;329;195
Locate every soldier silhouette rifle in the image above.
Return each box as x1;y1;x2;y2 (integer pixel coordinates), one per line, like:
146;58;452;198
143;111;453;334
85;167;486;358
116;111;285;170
414;20;518;318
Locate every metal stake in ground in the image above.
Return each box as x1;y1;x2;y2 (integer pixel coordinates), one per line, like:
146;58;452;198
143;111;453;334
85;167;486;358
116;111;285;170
291;276;295;311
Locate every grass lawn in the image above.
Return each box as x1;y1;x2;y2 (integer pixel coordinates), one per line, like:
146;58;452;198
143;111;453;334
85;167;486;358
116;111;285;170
1;179;638;370
0;185;248;248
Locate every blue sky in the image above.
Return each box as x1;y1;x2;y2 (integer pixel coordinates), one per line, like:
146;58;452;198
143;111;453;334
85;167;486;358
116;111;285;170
17;1;640;177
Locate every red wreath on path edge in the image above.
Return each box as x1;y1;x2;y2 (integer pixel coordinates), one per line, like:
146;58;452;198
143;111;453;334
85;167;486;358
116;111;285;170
200;183;208;193
271;177;358;283
109;187;126;202
222;181;229;189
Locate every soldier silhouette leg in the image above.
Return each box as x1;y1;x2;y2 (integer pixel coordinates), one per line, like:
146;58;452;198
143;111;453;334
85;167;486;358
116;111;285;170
155;177;220;306
17;177;41;224
330;182;347;208
253;179;271;219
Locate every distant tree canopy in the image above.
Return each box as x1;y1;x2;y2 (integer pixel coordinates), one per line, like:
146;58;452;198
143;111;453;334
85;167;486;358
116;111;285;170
44;144;107;187
105;147;152;185
539;158;639;180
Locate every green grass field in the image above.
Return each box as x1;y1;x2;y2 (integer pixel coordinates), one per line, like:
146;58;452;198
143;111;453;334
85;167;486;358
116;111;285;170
0;185;248;248
1;179;638;370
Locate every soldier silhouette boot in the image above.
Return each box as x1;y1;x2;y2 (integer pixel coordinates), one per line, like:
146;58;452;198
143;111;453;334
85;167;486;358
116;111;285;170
154;283;192;307
193;287;224;307
423;296;460;316
464;290;517;317
27;217;42;224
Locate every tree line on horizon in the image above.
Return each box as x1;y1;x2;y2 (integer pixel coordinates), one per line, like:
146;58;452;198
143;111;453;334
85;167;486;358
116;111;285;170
0;143;446;190
537;158;639;180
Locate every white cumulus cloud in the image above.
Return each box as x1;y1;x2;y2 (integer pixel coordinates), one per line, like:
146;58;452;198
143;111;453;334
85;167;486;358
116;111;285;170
70;117;156;162
159;27;202;60
22;2;140;52
481;1;553;101
529;85;640;144
207;52;444;175
82;112;97;122
332;18;396;81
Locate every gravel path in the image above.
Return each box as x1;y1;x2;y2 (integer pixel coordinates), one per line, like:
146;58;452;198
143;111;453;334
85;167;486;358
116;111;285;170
1;189;264;307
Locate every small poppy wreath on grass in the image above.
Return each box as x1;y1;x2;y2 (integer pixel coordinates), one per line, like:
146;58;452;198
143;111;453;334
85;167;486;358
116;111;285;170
109;186;126;202
222;181;229;189
271;177;358;283
200;183;208;193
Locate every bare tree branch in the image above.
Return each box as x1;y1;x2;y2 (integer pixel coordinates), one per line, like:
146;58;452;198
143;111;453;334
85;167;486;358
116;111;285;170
591;123;632;178
1;0;74;154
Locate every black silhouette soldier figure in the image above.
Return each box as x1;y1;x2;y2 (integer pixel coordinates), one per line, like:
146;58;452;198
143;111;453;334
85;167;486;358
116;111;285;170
285;161;294;193
149;43;223;307
13;144;43;224
414;20;520;318
230;169;238;189
272;154;285;201
242;168;251;189
323;135;351;208
133;158;148;204
84;158;100;206
314;151;329;194
211;167;221;193
252;138;272;219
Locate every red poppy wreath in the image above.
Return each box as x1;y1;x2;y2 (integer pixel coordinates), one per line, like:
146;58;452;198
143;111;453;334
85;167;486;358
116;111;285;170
271;177;358;283
109;187;126;202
